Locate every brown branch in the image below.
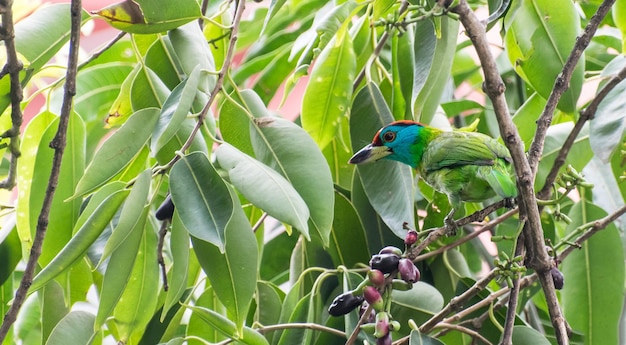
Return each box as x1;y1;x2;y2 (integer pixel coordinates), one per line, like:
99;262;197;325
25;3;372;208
526;0;615;174
419;268;500;333
451;1;567;343
157;220;170;292
0;0;82;341
163;0;246;171
538;64;626;199
0;0;23;190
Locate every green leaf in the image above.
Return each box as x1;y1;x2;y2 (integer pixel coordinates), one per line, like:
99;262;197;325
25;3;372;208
168;22;217;93
512;93;547;150
409;329;446;345
151;66;201;154
301;23;356;150
130;66;170;113
184;305;269;345
350;83;415;238
16;4;90;72
40;282;69;343
216;143;310;238
412;16;459;124
562;200;625;345
328;192;370;268
589;57;626;162
73;108;160;198
251;115;335;246
36;114;86;266
95;170;151;329
113;217;160;341
511;325;551;345
95;0;202;34
0;224;21;287
30;190;129;293
170;152;232;250
504;0;584;113
16;111;57;254
191;222;258;333
391;282;444;324
162;212;191;320
45;311;97;345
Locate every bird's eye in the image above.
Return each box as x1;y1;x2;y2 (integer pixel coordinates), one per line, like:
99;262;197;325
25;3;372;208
383;131;396;142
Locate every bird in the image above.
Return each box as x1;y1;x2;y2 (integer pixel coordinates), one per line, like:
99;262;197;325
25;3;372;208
349;120;517;234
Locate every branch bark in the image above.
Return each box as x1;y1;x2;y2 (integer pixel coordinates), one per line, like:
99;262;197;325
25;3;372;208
0;0;82;340
451;1;568;343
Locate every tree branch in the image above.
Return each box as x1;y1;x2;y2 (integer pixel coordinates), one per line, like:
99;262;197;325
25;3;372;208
0;0;23;190
451;1;567;343
526;0;615;173
0;0;82;341
538;63;626;199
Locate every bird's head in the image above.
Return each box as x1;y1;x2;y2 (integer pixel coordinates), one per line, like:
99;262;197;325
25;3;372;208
349;120;424;168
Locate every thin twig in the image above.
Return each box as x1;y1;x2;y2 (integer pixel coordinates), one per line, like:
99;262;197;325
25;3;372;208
352;0;410;91
0;0;82;341
526;0;615;173
432;322;494;345
163;0;246;171
420;268;500;333
0;0;23;190
500;235;525;345
157;220;170;291
538;64;626;199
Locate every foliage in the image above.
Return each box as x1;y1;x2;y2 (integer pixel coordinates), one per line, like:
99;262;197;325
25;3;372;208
0;0;624;344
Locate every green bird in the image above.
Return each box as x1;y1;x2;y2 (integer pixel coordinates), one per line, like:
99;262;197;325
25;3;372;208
349;120;517;233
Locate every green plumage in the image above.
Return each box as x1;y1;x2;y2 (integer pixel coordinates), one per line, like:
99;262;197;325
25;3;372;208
349;120;517;231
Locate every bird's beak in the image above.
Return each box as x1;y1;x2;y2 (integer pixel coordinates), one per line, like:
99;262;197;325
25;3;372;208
349;144;392;164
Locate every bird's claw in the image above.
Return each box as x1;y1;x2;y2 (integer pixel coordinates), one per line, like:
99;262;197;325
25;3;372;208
444;214;458;236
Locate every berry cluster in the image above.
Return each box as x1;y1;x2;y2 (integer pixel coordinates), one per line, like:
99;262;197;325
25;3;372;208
328;230;421;344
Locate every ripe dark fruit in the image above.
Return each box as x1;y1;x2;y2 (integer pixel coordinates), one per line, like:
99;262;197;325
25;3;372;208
550;267;564;290
155;195;175;221
398;258;420;283
328;292;364;316
404;229;418;246
370;253;400;274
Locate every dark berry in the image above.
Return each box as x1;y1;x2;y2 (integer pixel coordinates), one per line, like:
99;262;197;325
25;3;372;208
370;253;400;274
378;246;403;256
550;267;564;290
328;292;364;316
155;195;175;220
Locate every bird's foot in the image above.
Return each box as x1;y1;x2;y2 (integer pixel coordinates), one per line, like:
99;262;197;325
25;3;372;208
504;197;516;209
444;214;458;236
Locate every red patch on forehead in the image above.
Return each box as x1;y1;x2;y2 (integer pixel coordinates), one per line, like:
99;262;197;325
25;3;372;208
372;128;384;146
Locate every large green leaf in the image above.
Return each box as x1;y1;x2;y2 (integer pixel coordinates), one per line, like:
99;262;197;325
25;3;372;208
409;330;446;345
301;22;356;150
168;22;217;94
170;152;233;250
562;200;625;345
95;170;151;329
151;67;201;154
350;83;415;238
190;199;258;332
412;16;459;124
35;114;85;266
504;0;584;113
72;108;159;198
589;56;626;162
45;311;97;345
113;216;159;341
162;212;191;320
511;326;551;345
30;190;129;292
184;305;269;345
95;0;202;34
216;143;310;238
327;192;370;268
511;93;547;150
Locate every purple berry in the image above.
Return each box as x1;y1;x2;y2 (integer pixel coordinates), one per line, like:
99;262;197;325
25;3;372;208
404;230;418;246
328;292;364;316
398;258;420;283
379;246;403;256
370;253;400;274
374;311;390;338
550;267;564;290
368;269;385;288
363;286;384;311
376;333;392;345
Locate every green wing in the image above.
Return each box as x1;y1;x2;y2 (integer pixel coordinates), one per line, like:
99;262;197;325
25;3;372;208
421;131;511;172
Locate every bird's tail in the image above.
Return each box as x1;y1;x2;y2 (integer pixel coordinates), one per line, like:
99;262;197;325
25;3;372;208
480;165;518;199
